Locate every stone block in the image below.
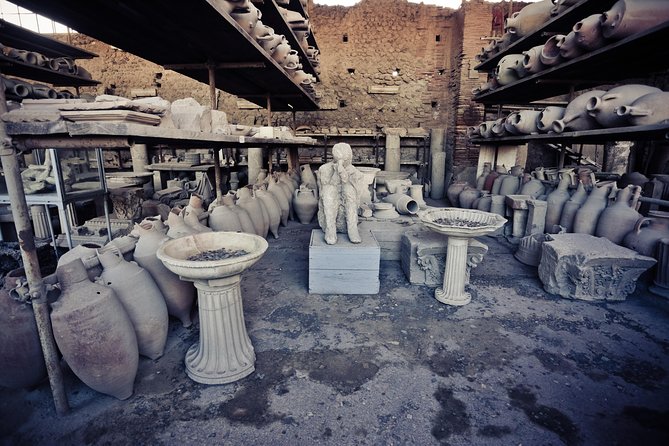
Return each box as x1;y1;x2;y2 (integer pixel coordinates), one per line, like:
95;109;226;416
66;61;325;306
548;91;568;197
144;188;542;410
170;98;212;132
538;233;656;301
525;199;547;236
359;218;417;260
309;229;380;294
400;230;488;286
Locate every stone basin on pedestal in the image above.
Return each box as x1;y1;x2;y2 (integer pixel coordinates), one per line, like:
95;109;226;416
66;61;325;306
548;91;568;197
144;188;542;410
418;208;506;306
156;232;268;384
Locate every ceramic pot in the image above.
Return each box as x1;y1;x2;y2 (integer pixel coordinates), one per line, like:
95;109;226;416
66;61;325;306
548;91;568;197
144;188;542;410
504;113;522;135
505;0;554;37
133;224;196;327
409;184;427;209
520;173;546;198
479;120;496;138
623;210;669;257
237;187;270;237
476;193;493;212
553;90;606;133
483;169;500;192
558;182;588;232
385;193;419;214
51;259;138;400
251;20;272;40
540;34;565;67
230;2;260;34
166;210;199;239
268;179;290;225
209;204;242;232
229;202;257;234
260;33;284;53
294;185;318;224
255;189;281;238
587;84;661;128
596;185;642;244
0;269;47;389
271;42;292;65
373;202;399;219
545;174;572;232
57;243;103;281
183;211;212;233
600;0;669;41
300;163;318;189
521;45;546;75
491;117;508;137
499;174;521;196
98;249;168;360
477;163;492;190
491;174;507;196
573;14;608;51
558;31;584;59
533;167;546;181
458;187;481;209
3;77;31;100
573;182;612;234
551;0;580;16
447;181;468;206
616;92;669;126
490;195;506;216
536;106;566;133
506;109;542;134
495;54;524;86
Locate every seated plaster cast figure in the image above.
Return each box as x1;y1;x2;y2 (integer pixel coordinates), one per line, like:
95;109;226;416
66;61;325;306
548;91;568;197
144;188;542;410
317;143;364;245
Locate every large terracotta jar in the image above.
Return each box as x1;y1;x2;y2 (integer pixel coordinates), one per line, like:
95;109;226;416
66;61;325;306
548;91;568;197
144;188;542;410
255;188;281;238
623;210;669;257
458;186;481;209
558;31;584;59
0;269;47;388
499;172;521;196
553;90;606;133
482;169;500;192
478;121;495;138
183;194;207;225
51;259;138;400
587;84;661;128
573;182;613;235
293;185;318;224
133;224;195;328
573;14;608;51
476;163;492;190
617;92;669;127
600;0;669;41
237;187;269;237
57;243;103;281
505;110;542;135
504;0;554;38
268;179;290;225
229;202;257;234
476;192;493;212
98;249;169;360
494;54;524;86
558;182;589;232
300;164;317;189
209;204;243;232
545;174;572;232
539;35;565;67
183;210;212;233
520;173;546;198
521;45;545;76
166;210;199;239
447;181;468;206
596;185;642;244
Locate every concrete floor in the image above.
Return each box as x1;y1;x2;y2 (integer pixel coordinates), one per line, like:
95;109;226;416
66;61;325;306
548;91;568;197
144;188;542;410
2;219;669;446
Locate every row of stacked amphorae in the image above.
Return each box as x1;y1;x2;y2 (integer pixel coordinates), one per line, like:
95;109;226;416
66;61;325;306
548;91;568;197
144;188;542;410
0;166;320;398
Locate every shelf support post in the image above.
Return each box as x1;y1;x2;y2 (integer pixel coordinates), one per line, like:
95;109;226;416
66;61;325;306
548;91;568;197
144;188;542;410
0;78;69;415
207;61;223;201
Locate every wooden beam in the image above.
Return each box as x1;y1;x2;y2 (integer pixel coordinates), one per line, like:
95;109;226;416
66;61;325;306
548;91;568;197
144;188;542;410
164;62;265;70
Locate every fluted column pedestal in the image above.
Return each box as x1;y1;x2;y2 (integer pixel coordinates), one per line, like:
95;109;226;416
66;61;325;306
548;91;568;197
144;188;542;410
435;236;471;306
650;237;669;298
187;275;255;384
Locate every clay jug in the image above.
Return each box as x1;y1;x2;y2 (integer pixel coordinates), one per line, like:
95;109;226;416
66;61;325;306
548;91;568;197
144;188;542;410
596;185;642;244
558;182;588;232
587;84;661;128
491;174;508;196
230;2;260;34
51;259;138;400
616;92;669;127
573;182;612;234
133;223;196;328
495;54;524;86
600;0;669;40
623;210;669;257
300;164;317;189
483;169;500;192
293;185;318;224
499;173;521;196
268;178;290;225
183;209;212;233
478;121;495;138
459;186;481;209
447;181;468;206
520;173;546;198
272;42;292;65
537;106;566;133
236;187;269;237
57;243;103;281
504;0;554;37
230;202;258;234
97;249;169;360
521;45;546;75
477;163;492;190
545;174;572;232
477;193;493;212
491;117;508;137
166;210;198;239
539;35;565;67
506;110;542;134
209;204;243;232
256;188;281;238
558;31;584;59
573;14;608;51
183;194;206;222
553;90;606;133
260;33;284;53
0;269;47;388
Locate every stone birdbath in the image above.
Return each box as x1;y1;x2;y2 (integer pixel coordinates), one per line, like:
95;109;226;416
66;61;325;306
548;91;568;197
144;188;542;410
418;208;506;306
157;232;268;384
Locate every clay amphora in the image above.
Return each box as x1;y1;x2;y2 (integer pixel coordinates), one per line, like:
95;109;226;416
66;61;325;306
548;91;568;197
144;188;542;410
499;173;521;196
573;182;612;234
477;163;492;190
260;33;284;53
551;0;580;16
587;84;661;128
553;90;606;133
183;210;212;233
573;14;608;51
209;204;242;232
446;181;468;206
271;42;292;65
539;35;565;67
385;194;419;214
623;210;669;257
133;224;196;328
293;185;318;224
98;249;169;360
236;187;269;237
268;179;290;225
483;169;500;192
183;194;206;222
537;106;566;133
618;171;649;188
230;2;260;34
506;110;542;135
300;164;317;189
255;189;281;238
520;173;546;198
521;45;546;75
533;167;546;181
479;120;496;138
558;182;588;232
476;193;493;212
459;187;481;209
504;113;522;135
229;203;256;234
545;174;572;232
409;184;427;209
558;31;584;59
491;174;508;196
495;54;524;86
617;92;669;126
51;259;138;400
57;243;103;281
491;117;508;137
218;0;249;14
505;0;554;37
251;20;272;40
596;185;642;244
0;269;47;389
166;210;199;239
600;0;669;40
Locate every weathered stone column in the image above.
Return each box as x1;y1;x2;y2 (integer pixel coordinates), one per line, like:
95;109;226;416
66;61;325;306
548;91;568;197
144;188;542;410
383;128;406;172
651;238;669;298
436;236;470;306
30;205;51;240
130;143;149;172
603;141;632;174
430;128;445;199
247;147;263;185
525;199;547;236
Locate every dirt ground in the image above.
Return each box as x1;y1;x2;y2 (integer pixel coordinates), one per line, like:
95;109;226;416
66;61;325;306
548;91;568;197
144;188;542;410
2;220;669;446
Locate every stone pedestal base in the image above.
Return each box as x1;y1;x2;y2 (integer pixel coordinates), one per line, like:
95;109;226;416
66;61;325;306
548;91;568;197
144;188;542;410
436;236;471;305
187;276;255;384
538;234;656;301
525;199;547;236
505;195;531;239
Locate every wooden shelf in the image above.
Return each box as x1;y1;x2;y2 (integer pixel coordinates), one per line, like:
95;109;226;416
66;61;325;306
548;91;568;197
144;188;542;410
0;18;97;59
0;53;100;87
474;21;669;105
11;0;319;111
469;121;669;145
475;0;618;72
